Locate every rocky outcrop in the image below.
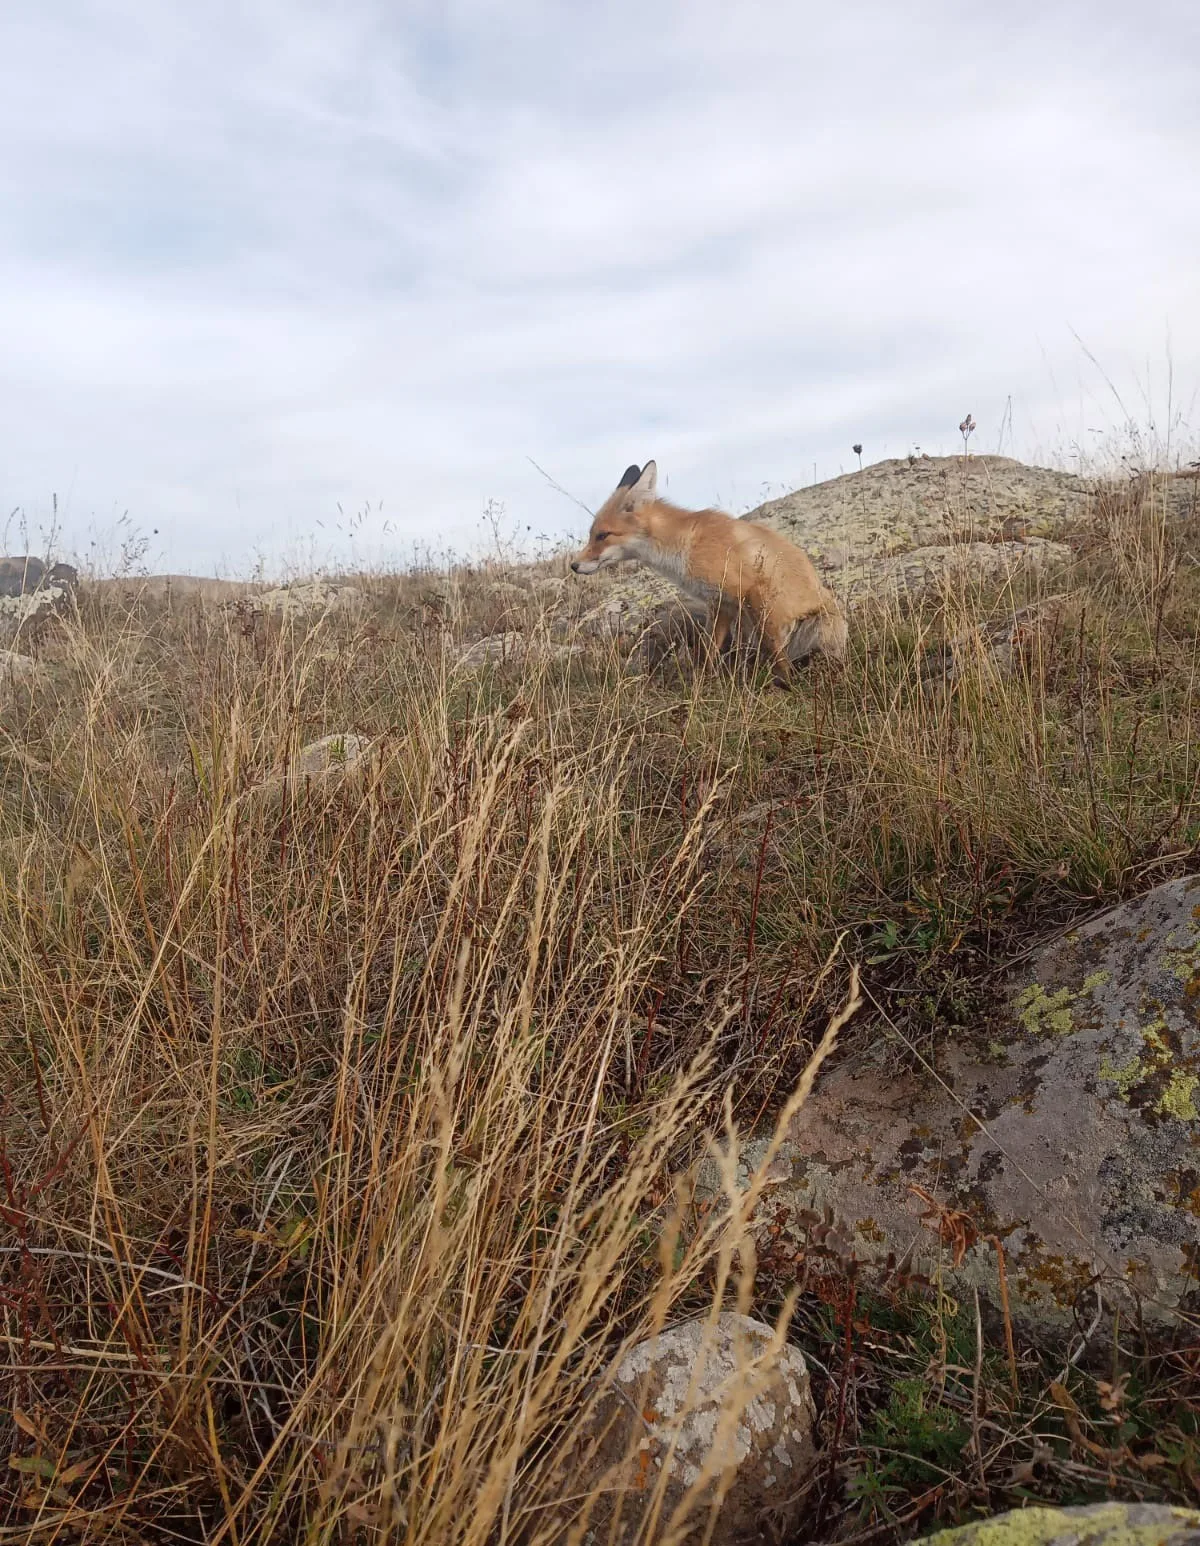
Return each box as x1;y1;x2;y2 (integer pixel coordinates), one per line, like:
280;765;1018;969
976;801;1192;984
0;558;78;643
747;455;1091;565
917;1503;1200;1546
696;877;1200;1338
248;580;365;619
861;536;1071;603
742;457;1083;606
0;556;79;598
456;631;582;669
570;1313;817;1544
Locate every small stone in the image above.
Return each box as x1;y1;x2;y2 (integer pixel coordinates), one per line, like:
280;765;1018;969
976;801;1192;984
569;1312;817;1544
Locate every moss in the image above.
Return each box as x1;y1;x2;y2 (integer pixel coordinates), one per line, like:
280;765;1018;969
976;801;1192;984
1157;1071;1199;1122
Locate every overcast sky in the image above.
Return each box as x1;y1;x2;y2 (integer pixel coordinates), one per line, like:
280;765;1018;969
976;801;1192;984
3;1;1198;575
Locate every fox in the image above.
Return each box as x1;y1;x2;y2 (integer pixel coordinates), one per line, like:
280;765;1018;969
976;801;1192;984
570;460;847;685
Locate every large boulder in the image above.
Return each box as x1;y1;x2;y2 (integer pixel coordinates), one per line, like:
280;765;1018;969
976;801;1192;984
0;556;79;598
0;558;78;643
697;877;1200;1338
917;1503;1200;1546
862;536;1070;603
570;1312;817;1545
249;580;365;619
745;457;1084;605
456;631;582;669
745;455;1091;567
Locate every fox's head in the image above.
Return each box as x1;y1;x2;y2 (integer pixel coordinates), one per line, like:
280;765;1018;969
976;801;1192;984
570;461;657;574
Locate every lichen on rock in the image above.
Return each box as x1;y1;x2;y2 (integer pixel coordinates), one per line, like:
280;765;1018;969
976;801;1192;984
694;877;1200;1338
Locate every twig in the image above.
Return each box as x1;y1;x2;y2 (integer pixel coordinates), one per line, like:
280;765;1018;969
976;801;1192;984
526;457;594;518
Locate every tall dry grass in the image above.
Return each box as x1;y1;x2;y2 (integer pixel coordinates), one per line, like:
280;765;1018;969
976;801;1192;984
3;463;1200;1540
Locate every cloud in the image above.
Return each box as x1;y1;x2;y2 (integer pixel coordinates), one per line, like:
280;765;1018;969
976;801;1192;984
2;0;1197;573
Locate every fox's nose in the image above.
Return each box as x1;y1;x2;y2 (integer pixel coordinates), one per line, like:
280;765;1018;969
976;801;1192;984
570;560;581;573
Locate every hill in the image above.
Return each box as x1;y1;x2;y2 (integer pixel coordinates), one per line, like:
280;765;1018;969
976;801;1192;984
1;456;1199;1543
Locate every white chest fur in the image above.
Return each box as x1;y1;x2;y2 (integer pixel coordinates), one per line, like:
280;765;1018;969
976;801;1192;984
629;537;721;606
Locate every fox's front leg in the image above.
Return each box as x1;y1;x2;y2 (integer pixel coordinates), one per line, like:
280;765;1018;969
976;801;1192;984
762;612;795;689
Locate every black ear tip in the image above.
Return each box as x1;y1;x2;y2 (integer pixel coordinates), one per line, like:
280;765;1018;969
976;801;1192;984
617;463;642;488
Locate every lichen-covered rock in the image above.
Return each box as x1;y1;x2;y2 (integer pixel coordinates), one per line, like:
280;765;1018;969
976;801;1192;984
251;581;364;618
244;732;375;807
456;631;581;669
291;732;373;780
699;877;1200;1336
1;649;40;686
0;556;79;598
746;455;1091;566
916;1502;1200;1546
572;1312;817;1544
0;583;76;643
921;597;1070;686
859;537;1070;602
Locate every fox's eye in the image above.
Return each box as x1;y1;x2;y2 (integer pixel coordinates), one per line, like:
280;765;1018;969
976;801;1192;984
594;531;609;541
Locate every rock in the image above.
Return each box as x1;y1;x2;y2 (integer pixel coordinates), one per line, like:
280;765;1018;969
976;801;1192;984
697;877;1200;1338
242;732;374;808
562;573;680;637
746;455;1092;566
0;583;76;644
0;556;79;598
251;581;365;619
483;578;529;601
456;632;581;669
861;538;1071;603
291;732;373;780
921;596;1071;685
572;1313;817;1544
916;1503;1200;1546
457;632;529;667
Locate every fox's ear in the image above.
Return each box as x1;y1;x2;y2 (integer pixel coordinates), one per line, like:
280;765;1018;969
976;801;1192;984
617;464;641;488
629;460;657;503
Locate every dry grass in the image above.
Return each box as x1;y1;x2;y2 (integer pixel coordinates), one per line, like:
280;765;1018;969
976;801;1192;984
2;465;1200;1542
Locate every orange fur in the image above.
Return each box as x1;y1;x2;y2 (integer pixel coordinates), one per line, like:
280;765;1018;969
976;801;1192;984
571;460;846;685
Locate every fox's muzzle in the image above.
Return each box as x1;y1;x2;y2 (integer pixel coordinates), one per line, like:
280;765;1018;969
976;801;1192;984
570;557;600;575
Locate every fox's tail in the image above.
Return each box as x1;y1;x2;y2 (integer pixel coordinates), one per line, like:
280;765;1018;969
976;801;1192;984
788;602;848;664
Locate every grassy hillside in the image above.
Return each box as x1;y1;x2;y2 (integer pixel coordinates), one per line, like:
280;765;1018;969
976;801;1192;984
2;467;1198;1542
